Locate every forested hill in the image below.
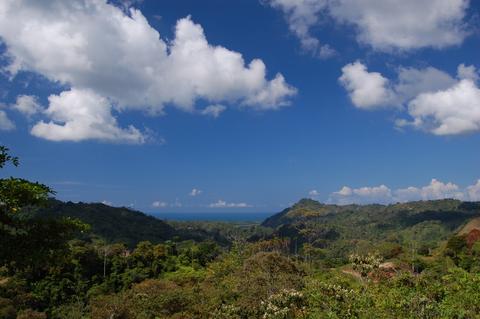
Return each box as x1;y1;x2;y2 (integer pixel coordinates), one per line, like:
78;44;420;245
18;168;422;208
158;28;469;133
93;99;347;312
38;199;176;247
262;198;480;228
262;198;480;229
260;198;480;262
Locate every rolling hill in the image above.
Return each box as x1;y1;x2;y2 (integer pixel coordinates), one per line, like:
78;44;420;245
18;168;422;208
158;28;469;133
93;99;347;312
260;198;480;263
37;200;177;247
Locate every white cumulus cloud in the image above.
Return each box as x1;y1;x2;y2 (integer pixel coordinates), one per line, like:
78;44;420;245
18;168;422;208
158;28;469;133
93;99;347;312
0;0;296;143
328;178;479;205
406;79;480;135
339;61;396;109
466;180;480;201
30;88;146;143
330;184;392;205
394;179;464;202
339;62;480;136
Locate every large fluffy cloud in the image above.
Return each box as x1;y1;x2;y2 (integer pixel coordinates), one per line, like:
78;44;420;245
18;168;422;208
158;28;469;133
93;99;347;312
406;79;480;135
266;0;470;53
328;179;480;205
0;0;296;142
394;179;464;202
30;88;146;143
339;62;480;135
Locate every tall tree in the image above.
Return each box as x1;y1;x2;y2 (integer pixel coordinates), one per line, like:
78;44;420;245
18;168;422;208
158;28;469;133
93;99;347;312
0;146;86;275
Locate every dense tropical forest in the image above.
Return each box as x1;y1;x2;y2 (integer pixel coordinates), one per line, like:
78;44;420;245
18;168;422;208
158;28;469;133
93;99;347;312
2;146;480;318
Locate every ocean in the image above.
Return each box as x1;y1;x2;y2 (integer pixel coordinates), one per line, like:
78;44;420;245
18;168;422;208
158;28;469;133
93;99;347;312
150;212;274;222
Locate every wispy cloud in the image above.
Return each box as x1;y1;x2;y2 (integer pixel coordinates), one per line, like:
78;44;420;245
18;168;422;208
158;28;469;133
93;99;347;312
308;190;320;197
209;200;252;208
266;0;470;53
152;201;168;208
189;188;202;196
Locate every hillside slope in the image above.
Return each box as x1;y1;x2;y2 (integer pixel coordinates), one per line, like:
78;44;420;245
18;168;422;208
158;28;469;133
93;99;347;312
261;199;480;260
458;216;480;235
38;200;176;247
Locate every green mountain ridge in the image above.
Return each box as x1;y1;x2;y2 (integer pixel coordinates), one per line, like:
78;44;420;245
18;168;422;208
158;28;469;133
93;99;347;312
260;198;480;264
262;198;480;228
38;198;480;253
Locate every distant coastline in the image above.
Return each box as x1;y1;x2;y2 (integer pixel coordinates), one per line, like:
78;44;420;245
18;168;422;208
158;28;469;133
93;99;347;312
150;212;274;222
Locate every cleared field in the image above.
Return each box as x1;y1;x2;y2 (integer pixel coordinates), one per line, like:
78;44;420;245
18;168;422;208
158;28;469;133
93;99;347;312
458;217;480;235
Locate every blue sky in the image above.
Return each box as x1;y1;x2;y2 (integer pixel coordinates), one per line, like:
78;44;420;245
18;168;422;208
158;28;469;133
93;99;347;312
0;0;479;212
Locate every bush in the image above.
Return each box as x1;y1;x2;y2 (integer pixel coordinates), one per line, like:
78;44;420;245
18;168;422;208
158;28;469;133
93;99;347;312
16;309;47;319
0;297;16;319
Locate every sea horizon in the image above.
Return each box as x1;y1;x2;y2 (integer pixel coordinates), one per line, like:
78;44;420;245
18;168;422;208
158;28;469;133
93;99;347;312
150;211;274;222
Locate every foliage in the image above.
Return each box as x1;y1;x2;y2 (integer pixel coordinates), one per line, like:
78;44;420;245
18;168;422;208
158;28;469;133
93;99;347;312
259;198;480;269
0;146;86;274
349;252;382;278
38;200;177;248
2;147;480;318
261;289;306;319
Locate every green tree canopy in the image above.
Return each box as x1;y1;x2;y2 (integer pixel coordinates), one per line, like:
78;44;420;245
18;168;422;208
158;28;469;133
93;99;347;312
0;146;86;274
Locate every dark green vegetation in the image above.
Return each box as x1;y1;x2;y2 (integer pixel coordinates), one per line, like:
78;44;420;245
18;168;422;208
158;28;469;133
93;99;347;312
2;146;480;318
262;198;480;267
38;200;271;248
39;200;176;247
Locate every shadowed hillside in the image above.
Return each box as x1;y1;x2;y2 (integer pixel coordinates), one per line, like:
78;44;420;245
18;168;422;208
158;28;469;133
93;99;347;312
38;200;177;247
36;200;246;247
